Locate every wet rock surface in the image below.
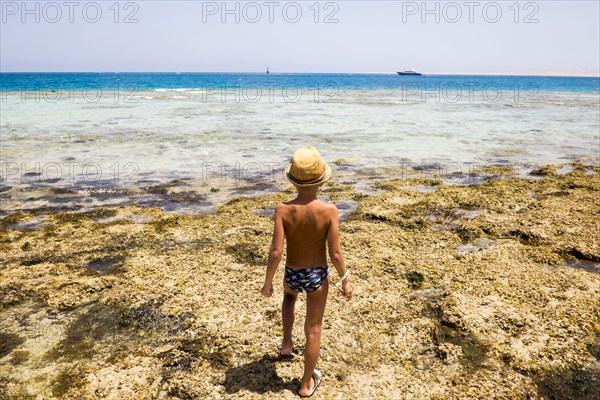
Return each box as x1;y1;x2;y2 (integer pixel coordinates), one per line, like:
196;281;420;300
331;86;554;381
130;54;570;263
0;163;599;399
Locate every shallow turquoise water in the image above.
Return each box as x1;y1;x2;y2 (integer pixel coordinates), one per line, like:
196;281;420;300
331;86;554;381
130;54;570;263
0;74;598;214
1;72;599;92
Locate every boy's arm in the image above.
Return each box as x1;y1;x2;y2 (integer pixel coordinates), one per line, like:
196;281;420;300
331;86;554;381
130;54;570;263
327;205;353;300
327;206;346;276
262;203;285;297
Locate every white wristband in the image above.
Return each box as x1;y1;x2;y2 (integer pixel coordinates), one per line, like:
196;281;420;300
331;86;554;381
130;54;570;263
338;268;350;283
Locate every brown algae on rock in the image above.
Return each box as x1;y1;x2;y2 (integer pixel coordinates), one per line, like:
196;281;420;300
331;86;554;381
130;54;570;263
0;163;598;399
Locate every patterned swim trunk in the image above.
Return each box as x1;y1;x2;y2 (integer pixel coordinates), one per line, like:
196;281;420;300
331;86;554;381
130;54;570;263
284;265;329;293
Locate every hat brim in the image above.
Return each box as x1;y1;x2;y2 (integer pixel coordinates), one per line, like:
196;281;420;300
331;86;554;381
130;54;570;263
285;163;333;187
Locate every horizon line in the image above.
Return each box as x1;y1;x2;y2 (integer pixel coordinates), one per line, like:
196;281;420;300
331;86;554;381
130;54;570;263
1;71;599;78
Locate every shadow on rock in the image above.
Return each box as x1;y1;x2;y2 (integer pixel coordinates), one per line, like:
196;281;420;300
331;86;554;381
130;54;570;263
534;365;600;400
224;354;299;395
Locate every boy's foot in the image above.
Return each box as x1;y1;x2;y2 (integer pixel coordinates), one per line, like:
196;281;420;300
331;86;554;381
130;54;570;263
299;369;322;398
277;349;294;361
278;342;294;361
280;341;293;356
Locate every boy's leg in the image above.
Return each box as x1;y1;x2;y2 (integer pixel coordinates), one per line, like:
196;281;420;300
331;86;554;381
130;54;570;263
281;282;298;355
299;278;328;396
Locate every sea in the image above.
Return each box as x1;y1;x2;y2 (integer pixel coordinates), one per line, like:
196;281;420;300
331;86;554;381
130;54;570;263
1;73;599;215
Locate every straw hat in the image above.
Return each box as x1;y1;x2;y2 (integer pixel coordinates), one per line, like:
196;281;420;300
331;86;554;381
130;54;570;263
285;146;333;187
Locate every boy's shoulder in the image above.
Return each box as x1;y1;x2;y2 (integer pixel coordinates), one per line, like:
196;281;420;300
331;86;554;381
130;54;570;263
274;201;293;214
320;201;337;211
277;200;336;212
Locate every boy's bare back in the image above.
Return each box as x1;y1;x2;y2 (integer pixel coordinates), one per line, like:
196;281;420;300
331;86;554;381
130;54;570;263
277;199;339;269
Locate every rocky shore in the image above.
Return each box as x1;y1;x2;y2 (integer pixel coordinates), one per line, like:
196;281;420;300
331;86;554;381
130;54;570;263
1;162;599;399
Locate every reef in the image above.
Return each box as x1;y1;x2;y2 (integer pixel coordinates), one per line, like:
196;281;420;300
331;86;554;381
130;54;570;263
0;162;599;399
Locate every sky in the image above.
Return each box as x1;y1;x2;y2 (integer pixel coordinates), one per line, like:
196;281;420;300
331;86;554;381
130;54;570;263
1;0;599;75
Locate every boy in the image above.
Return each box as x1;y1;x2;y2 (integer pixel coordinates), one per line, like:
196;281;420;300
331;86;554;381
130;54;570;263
261;146;353;398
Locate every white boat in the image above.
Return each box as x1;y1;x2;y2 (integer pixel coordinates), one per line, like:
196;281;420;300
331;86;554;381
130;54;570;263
397;70;422;76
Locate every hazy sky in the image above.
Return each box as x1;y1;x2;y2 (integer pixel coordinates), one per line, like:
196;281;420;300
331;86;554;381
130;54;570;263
1;1;599;74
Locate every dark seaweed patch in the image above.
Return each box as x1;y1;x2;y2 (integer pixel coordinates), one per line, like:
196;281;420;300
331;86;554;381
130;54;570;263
168;192;208;203
14;234;136;272
530;165;557;176
19;258;45;266
151;215;182;233
53;208;119;224
12;234;135;268
434;207;467;227
49;187;77;195
45;299;199;366
0;212;29;230
427;304;489;370
45;304;125;361
17;253;68;266
166;381;204;399
534;366;600;400
364;212;392;222
46;300;195;362
51;364;86;398
432;321;488;368
159;334;232;373
9;350;30;366
0;282;33;310
226;242;266;265
52;212;90;223
397;216;432;230
0;375;34;400
507;228;547;246
455;223;484;243
0;333;26;358
84;255;126;274
231;181;279;195
155;237;213;252
119;300;194;336
562;247;600;263
363;209;432;230
142;180;191;195
403;271;425;288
